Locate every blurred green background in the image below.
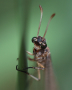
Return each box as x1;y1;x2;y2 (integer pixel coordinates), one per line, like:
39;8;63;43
0;0;72;90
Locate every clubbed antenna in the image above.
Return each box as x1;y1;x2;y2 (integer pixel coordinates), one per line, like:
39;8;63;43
43;13;55;38
37;5;43;37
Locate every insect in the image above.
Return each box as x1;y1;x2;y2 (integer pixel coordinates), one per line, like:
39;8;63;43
16;5;55;81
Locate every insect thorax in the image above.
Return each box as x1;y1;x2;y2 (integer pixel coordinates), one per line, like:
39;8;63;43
33;47;50;66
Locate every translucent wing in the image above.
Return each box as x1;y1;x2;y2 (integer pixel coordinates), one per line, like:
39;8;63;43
45;54;58;90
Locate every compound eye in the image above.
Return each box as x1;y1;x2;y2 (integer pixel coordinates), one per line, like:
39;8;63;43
41;43;47;49
32;37;37;43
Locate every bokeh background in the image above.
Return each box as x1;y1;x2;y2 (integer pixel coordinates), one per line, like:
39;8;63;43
0;0;72;90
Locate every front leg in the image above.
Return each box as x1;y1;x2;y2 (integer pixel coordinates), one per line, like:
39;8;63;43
26;51;34;56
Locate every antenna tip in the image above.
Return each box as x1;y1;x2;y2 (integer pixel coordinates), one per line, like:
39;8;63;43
39;5;41;8
51;13;55;18
39;5;43;11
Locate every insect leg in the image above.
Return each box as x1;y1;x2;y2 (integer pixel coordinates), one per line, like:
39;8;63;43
16;65;29;74
26;51;34;55
27;57;35;61
16;65;44;81
37;62;45;68
37;63;41;80
16;65;44;71
37;62;45;80
16;65;39;81
16;53;34;61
